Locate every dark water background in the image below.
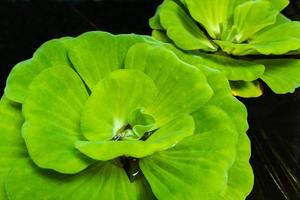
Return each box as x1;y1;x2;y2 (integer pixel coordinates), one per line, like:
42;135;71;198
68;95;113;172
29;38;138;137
0;0;299;199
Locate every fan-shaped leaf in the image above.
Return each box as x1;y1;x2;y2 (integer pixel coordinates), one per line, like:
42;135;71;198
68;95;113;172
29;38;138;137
159;0;217;51
80;69;157;141
186;52;265;81
68;32;148;90
140;106;238;200
5;37;72;103
0;97;27;199
22;67;92;174
5;159;140;200
250;21;300;55
222;132;254;200
216;21;300;55
232;0;278;43
149;4;164;30
260;59;300;94
199;66;248;135
266;0;289;11
200;67;253;199
184;0;247;39
125;43;213;126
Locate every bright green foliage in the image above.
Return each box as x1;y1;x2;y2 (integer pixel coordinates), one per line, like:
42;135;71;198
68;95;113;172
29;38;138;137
231;0;278;43
5;159;137;200
68;32;147;90
150;0;300;97
4;37;73;103
22;67;92;174
76;114;195;160
0;97;27;198
0;31;252;200
260;59;300;94
80;70;158;141
125;43;213;126
158;0;217;51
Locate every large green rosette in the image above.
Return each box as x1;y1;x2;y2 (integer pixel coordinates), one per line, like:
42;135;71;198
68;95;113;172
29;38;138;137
150;0;300;97
0;31;253;200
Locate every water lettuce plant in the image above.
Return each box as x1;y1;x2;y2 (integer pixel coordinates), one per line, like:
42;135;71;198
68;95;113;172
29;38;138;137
150;0;300;97
0;31;253;199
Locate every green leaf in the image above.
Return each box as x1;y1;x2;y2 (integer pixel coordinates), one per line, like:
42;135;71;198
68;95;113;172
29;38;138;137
149;4;164;30
5;37;72;103
68;31;148;90
199;66;248;135
128;108;155;138
1;30;254;199
255;13;290;35
230;80;263;98
76;114;194;161
200;67;253;199
159;0;217;51
162;44;265;81
5;159;138;200
260;59;300;94
140;106;238;199
125;43;213;126
0;96;27;199
140;66;252;200
184;0;247;39
193;66;253;198
217;21;300;55
151;30;172;43
80;69;157;141
22;67;93;174
266;0;289;11
185;0;226;38
125;42;248;133
222;132;254;200
232;0;278;43
194;53;265;81
250;21;300;55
